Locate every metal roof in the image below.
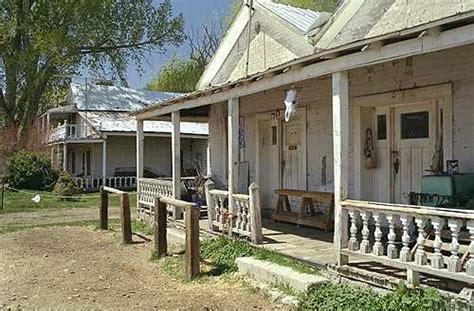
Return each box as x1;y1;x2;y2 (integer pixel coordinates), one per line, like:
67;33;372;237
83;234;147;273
70;83;182;112
80;111;208;136
258;0;330;34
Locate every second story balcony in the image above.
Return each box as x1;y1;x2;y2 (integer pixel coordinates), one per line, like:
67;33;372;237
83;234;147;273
47;123;97;143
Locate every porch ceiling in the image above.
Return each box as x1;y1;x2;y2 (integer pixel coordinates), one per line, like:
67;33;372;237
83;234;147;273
132;13;474;121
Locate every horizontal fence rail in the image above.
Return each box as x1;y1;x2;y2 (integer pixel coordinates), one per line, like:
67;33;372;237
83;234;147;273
341;199;474;284
74;176;136;192
205;181;262;244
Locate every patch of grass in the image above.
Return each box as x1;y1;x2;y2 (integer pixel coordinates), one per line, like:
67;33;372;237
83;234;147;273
0;219;121;234
132;219;154;236
0;189;137;214
271;280;298;297
200;236;318;275
299;282;450;311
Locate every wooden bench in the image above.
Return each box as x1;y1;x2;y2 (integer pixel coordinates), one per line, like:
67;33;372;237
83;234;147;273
272;189;335;231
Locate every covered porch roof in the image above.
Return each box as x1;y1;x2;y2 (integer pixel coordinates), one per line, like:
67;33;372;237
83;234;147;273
133;12;474;120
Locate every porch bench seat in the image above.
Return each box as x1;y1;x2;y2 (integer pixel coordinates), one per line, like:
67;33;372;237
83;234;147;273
272;189;334;231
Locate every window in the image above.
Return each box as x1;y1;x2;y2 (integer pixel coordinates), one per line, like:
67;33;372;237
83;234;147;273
271;126;277;145
377;115;387;140
71;151;76;174
82;151;91;176
401;111;429;139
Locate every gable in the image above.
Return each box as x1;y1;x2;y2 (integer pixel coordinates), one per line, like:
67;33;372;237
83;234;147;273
198;1;328;90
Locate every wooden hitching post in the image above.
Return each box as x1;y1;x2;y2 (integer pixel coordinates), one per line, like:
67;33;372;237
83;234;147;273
120;193;132;244
100;186;108;230
186;203;200;279
154;197;168;257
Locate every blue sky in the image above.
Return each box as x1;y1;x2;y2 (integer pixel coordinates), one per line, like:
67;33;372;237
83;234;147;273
127;0;234;88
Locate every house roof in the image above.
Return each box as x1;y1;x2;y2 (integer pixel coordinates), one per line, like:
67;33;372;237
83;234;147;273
315;0;474;50
70;83;181;112
79;111;208;136
258;0;330;34
196;0;330;89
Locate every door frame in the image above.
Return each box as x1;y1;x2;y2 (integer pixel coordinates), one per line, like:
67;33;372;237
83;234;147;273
255;107;307;193
353;83;453;201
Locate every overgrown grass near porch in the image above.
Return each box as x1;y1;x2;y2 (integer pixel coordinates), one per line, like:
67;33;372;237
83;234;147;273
0;190;137;214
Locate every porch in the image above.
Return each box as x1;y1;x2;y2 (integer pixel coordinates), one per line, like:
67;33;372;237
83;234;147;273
132;21;474;292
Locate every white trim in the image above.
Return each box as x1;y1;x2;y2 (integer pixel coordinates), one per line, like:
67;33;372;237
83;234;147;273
103;131;208;139
172;111;181;201
228;98;240;220
137;23;474;120
197;4;249;89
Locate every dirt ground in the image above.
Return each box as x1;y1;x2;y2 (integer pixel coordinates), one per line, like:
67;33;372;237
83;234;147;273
0;225;281;310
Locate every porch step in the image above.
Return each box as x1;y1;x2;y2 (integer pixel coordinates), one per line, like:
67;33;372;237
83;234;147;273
236;257;328;293
327;263;402;291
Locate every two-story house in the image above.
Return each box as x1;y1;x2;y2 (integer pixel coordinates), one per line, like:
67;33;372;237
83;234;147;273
38;83;208;191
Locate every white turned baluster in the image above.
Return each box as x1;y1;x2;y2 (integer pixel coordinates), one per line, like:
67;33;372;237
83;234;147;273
386;214;398;259
465;221;474;276
400;214;412;262
359;211;371;254
448;219;462;272
348;209;359;251
372;212;383;256
414;218;427;265
431;217;444;269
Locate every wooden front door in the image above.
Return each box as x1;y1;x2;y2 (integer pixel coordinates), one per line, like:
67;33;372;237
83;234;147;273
392;103;436;203
282;108;307;193
257;107;307;210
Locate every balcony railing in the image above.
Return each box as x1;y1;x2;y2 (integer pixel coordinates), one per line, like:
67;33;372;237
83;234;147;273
74;176;137;192
341;199;474;284
48;124;95;143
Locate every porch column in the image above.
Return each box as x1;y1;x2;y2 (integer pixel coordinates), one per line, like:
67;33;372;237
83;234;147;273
62;143;67;171
136;119;144;212
102;139;107;186
171;111;182;219
332;71;350;266
228;98;239;234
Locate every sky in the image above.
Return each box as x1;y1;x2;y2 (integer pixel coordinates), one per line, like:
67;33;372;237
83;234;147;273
126;0;234;89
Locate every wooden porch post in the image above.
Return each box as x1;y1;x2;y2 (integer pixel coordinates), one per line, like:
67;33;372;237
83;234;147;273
102;139;107;187
136;119;144;213
332;71;350;266
172;111;182;219
227;98;239;236
62;143;67;171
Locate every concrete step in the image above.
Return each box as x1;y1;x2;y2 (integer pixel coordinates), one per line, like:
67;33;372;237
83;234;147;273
236;257;328;293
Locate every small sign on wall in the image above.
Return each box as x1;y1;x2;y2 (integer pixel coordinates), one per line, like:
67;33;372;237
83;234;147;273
289;145;297;150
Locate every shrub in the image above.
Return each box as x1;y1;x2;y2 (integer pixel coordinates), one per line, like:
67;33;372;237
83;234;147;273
53;171;82;198
299;282;449;311
6;151;58;191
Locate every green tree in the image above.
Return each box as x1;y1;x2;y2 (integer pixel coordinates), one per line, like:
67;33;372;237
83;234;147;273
274;0;339;12
0;0;184;140
146;57;204;93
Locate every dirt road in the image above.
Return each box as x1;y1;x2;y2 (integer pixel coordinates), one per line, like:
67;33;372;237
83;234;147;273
0;225;279;309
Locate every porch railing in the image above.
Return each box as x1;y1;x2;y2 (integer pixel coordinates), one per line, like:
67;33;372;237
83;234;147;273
48;124;95;143
74;176;137;192
341;199;474;284
205;181;263;244
137;178;174;217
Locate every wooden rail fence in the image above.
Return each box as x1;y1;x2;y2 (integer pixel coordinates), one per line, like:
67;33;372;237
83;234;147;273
153;196;201;279
100;186;132;244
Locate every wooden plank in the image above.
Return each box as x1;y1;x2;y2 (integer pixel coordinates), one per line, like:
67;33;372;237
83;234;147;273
171;111;181;219
249;182;263;244
102;186;125;195
120;193;133;244
332;71;349;265
136;120;144;213
274;189;334;201
100;186;108;230
185;204;201;279
154;198;168;257
228;98;239;236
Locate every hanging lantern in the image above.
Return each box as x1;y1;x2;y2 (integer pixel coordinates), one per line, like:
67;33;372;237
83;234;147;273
284;88;298;122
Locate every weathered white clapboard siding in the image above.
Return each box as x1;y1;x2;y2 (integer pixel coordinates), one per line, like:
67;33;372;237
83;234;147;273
209;43;474;200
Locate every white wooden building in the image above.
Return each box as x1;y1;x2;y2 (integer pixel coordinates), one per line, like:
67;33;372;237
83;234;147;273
133;0;474;290
38;83;208;191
